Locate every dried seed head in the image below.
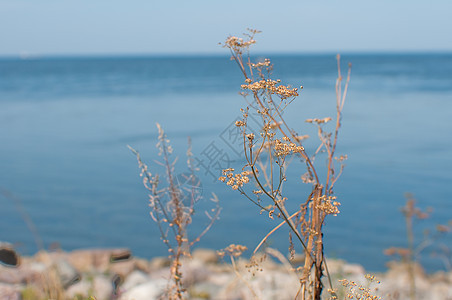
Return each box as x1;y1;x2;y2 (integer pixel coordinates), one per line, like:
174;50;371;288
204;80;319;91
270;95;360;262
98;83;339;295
235;120;245;127
219;168;252;190
240;79;299;100
218;244;248;258
316;195;341;216
335;154;348;162
294;135;309;141
437;224;450;232
306;117;332;124
274;138;305;157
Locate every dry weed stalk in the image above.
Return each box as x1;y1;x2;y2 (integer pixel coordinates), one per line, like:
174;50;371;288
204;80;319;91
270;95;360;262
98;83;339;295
129;123;220;300
384;193;452;300
220;29;351;299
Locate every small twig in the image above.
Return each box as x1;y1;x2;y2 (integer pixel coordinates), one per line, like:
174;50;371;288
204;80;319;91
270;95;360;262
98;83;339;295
253;211;301;255
230;255;259;299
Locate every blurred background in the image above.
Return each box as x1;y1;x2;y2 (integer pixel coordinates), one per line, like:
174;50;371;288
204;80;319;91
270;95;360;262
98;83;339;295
1;0;451;272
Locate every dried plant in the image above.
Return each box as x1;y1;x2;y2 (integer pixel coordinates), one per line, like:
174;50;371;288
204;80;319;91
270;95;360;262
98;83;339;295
330;274;381;300
129;123;221;300
384;193;452;300
220;29;351;299
217;244;259;298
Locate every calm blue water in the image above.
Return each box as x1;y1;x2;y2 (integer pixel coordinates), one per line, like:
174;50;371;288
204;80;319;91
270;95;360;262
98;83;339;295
1;54;451;272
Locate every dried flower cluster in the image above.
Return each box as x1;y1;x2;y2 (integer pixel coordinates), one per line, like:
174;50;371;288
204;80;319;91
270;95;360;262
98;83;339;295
217;244;248;258
219;168;252;190
335;154;348;162
402;197;430;220
436;224;450;232
241;79;299;100
235;120;245;127
224;36;256;54
337;276;381;300
306;117;333;124
383;247;410;257
250;58;271;68
295;134;310;141
245;254;267;275
364;274;381;283
274;137;305;157
316;195;341;216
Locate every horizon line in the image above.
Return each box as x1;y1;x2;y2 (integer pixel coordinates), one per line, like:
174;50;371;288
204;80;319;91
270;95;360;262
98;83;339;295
1;49;452;60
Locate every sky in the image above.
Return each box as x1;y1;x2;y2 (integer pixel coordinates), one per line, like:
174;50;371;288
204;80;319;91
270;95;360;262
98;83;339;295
1;0;452;56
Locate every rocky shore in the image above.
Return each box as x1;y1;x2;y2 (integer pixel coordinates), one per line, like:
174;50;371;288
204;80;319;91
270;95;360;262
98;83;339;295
1;243;451;299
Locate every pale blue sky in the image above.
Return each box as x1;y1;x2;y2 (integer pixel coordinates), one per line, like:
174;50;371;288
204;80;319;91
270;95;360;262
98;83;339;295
1;0;451;56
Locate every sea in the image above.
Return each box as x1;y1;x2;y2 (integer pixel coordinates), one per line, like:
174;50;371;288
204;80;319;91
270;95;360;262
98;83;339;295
0;53;451;272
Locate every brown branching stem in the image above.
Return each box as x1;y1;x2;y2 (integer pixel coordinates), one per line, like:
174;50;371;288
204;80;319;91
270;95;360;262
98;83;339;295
129;124;220;300
222;30;350;300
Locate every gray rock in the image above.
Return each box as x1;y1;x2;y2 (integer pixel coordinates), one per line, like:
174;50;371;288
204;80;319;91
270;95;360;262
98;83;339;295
192;248;219;265
181;259;211;286
0;264;24;284
134;257;151;273
149;256;170;271
0;242;20;267
54;259;81;288
341;263;365;277
189;281;221;299
430;281;452;300
65;274;113;300
324;258;346;275
67;248;131;273
65;279;91;299
0;283;21;300
109;258;136;277
121;270;150;292
119;279;167;300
